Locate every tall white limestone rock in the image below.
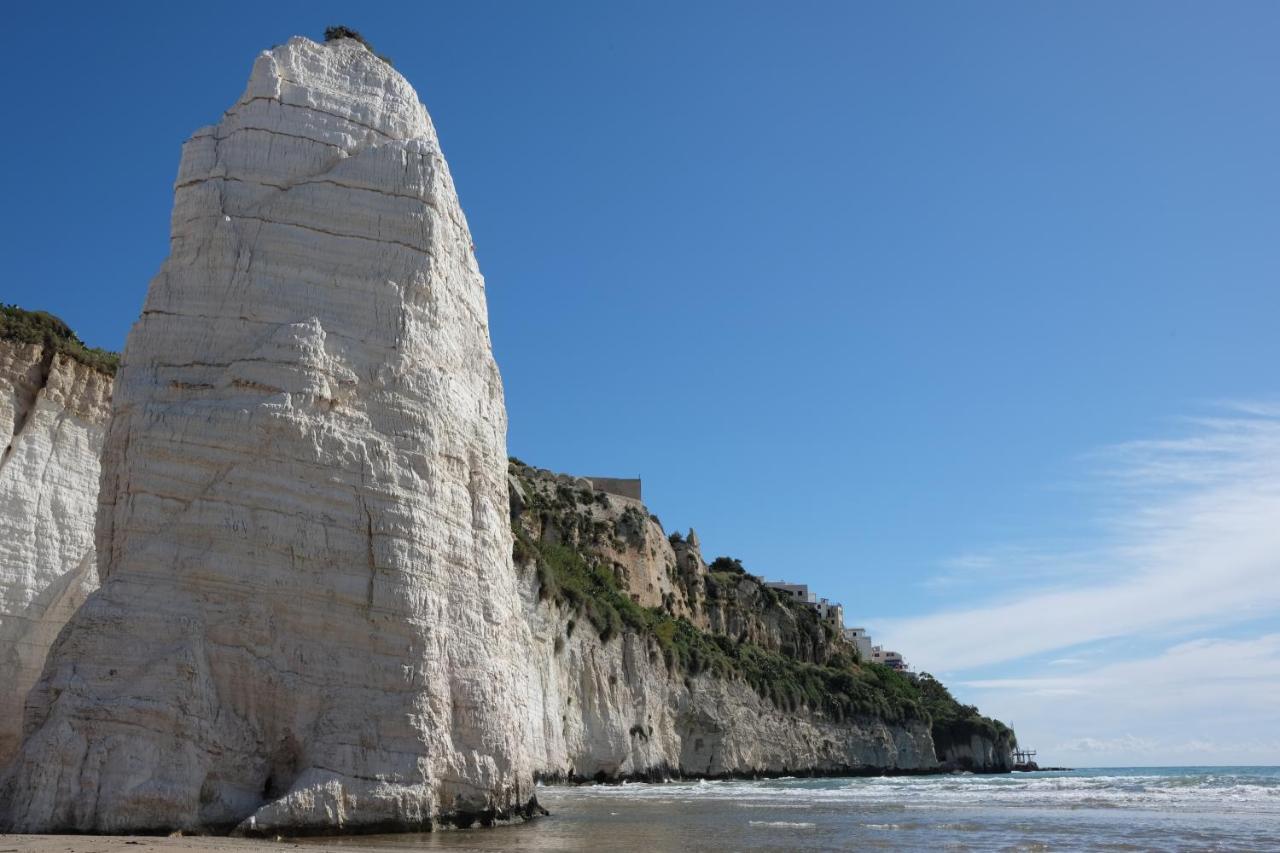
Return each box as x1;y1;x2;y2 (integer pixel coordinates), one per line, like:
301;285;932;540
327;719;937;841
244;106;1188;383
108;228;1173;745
0;36;533;834
0;341;112;765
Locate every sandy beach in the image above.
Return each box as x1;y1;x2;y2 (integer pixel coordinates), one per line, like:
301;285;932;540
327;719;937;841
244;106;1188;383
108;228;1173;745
0;829;535;853
8;769;1280;851
0;838;302;853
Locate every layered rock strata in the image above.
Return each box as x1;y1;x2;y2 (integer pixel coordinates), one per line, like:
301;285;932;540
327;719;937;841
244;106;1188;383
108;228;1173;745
0;340;112;764
1;36;533;834
524;598;939;780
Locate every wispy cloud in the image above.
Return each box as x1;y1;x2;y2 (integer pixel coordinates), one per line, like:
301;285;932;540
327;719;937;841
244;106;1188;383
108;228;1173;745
1056;734;1158;755
959;635;1280;765
877;403;1280;671
921;544;1115;591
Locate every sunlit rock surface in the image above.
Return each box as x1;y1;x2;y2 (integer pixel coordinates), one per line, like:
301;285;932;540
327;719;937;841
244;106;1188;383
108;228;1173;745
508;465;1008;781
0;341;111;765
0;36;533;834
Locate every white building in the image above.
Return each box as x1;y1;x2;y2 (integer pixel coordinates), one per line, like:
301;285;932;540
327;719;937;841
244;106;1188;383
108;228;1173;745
814;598;844;630
765;582;845;630
765;581;909;669
764;581;817;605
869;645;907;671
843;626;874;661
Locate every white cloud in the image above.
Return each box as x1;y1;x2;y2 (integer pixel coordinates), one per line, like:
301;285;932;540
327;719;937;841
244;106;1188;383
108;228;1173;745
1056;735;1157;755
957;635;1280;766
869;404;1280;765
875;403;1280;671
921;544;1114;591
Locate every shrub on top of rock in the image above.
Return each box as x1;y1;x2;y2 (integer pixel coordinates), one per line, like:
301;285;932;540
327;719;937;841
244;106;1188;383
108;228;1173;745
708;556;747;575
323;25;393;65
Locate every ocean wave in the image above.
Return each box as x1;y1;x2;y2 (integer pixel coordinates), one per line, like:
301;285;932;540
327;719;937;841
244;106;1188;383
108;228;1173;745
556;769;1280;814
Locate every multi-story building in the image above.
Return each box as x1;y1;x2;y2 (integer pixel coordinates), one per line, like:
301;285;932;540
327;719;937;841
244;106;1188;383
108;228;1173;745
764;581;907;669
764;581;817;606
814;598;844;630
765;582;846;630
843;626;874;661
869;646;907;671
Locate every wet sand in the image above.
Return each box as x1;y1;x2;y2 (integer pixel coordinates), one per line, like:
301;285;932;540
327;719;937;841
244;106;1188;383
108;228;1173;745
0;832;533;853
1;839;293;853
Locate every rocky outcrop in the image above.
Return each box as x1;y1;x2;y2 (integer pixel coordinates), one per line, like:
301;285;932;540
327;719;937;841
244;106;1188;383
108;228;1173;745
509;462;1015;780
0;36;533;834
524;594;938;780
937;734;1015;772
0;33;1015;835
0;340;112;764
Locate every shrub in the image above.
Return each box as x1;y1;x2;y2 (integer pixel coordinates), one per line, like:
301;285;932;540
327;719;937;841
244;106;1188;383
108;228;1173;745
512;533;535;566
323;25;393;65
915;672;1015;752
708;556;746;575
324;25;369;46
1;304;119;375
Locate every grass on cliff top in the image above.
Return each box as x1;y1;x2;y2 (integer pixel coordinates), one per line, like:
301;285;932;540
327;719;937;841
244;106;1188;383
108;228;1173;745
1;304;119;375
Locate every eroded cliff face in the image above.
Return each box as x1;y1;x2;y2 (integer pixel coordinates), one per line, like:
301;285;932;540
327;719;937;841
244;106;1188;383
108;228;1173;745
0;37;533;834
0;34;1016;835
938;735;1014;772
524;594;937;780
509;463;1014;780
0;341;112;765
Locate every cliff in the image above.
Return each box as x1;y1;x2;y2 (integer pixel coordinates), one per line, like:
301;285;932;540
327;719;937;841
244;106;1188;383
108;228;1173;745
0;311;114;765
509;461;1015;779
0;32;1015;837
1;36;533;834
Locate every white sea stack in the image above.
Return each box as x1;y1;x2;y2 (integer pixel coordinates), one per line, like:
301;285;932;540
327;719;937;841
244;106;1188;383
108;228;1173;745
0;36;533;834
0;342;112;765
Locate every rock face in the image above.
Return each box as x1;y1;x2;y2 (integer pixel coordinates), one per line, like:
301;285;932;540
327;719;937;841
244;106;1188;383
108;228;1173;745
508;462;1015;781
524;597;939;780
0;341;112;765
938;735;1014;772
0;35;1016;834
1;37;532;834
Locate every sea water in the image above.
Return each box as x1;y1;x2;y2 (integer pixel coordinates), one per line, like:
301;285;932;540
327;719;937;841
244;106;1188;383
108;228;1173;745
304;767;1280;851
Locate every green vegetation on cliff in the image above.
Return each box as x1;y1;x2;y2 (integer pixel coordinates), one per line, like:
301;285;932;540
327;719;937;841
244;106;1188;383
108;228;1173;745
523;527;924;723
916;672;1015;754
509;459;1013;752
1;304;119;375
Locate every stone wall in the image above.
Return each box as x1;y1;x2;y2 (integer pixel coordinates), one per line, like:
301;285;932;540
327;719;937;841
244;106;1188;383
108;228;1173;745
585;476;642;501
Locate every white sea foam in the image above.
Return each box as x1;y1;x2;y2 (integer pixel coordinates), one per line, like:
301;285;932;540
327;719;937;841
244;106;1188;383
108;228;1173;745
562;769;1280;814
535;769;1280;850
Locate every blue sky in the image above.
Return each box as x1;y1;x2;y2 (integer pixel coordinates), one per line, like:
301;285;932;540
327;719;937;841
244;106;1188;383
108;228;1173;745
4;2;1279;765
